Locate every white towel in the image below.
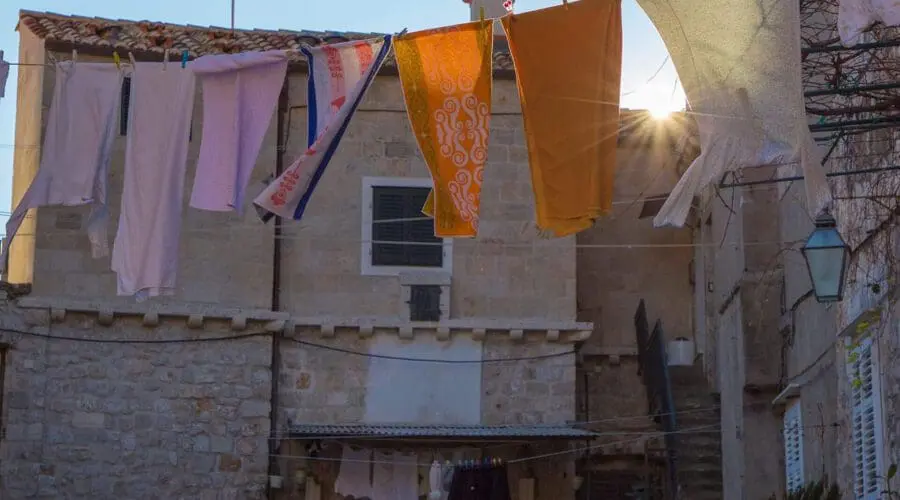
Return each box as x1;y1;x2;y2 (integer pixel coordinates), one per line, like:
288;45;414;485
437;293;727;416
2;62;121;272
188;50;288;214
111;63;195;300
641;0;832;228
334;445;373;499
0;50;9;98
839;0;900;46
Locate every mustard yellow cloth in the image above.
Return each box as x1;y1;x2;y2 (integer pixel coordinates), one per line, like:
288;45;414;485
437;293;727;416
395;21;494;238
501;0;622;237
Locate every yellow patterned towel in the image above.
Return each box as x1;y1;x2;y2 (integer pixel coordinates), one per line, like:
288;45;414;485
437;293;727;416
395;21;494;238
501;0;622;237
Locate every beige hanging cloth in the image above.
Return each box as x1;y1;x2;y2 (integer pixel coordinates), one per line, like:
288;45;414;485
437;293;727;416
639;0;832;228
501;0;623;237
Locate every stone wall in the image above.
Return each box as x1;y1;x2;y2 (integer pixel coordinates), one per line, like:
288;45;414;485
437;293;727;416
277;328;577;426
18;49;576;323
576;125;694;352
0;306;273;499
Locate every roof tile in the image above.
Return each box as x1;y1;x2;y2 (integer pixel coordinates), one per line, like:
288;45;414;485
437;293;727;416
18;10;517;71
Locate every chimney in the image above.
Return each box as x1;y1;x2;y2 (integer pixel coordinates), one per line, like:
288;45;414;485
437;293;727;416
468;0;508;37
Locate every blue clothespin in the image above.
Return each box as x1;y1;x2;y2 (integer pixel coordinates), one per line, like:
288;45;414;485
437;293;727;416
181;50;189;69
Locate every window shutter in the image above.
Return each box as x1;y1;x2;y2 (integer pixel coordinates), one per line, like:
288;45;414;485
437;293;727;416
850;338;882;500
408;285;442;321
371;186;442;268
783;401;803;493
372;187;407;266
403;188;442;267
120;76;132;136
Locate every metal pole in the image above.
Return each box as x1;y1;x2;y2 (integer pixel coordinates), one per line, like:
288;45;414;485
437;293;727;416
805;82;900;98
719;165;900;189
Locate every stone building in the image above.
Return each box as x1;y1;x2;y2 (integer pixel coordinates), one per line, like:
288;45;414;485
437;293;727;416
0;4;637;499
691;3;900;499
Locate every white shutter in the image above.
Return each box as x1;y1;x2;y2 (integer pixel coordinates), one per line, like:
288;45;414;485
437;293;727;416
783;400;804;492
849;338;883;500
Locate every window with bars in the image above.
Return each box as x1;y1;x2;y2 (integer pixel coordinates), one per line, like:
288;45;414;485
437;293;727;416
782;400;804;493
370;186;443;268
849;337;883;500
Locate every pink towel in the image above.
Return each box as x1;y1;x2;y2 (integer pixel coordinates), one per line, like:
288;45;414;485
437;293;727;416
112;63;195;300
2;62;122;272
188;50;288;214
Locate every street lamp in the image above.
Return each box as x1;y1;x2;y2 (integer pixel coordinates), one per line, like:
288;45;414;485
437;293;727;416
801;210;849;303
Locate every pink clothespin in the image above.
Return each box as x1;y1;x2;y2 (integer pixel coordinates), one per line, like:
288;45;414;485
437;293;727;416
503;0;514;12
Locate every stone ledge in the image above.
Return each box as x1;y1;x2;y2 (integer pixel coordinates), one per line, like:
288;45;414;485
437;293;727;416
15;297;593;343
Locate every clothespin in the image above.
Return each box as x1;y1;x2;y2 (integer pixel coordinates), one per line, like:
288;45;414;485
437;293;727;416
128;52;136;69
163;50;170;71
113;52;121;70
562;0;568;7
479;6;486;26
181;50;188;69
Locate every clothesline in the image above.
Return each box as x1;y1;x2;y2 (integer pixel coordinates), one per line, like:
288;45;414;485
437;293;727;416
10;231;803;250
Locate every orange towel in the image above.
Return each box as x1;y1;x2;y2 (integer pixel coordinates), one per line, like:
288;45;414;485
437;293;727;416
501;0;622;237
395;21;494;238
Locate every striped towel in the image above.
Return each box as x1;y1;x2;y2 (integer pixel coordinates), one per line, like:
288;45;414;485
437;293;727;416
254;36;392;221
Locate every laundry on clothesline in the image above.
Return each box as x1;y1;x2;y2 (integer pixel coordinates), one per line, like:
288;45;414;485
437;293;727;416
501;0;623;237
111;62;195;300
639;0;831;228
189;50;288;214
3;61;122;273
253;35;392;221
0;50;9;98
838;0;900;46
395;20;494;238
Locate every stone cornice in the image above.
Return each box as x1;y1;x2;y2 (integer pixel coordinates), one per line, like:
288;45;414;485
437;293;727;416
15;297;593;343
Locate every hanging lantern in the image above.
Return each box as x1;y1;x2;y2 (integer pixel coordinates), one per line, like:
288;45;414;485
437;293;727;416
801;210;849;303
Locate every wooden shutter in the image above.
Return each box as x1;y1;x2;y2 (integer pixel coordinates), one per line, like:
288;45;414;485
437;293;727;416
409;285;442;321
120;76;131;136
371;186;442;267
850;338;882;500
782;400;803;493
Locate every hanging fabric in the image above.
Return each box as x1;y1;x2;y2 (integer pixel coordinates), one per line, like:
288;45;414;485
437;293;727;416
2;61;122;273
394;21;494;238
253;36;392;220
838;0;900;46
371;450;418;500
639;0;832;228
500;0;623;237
0;50;9;98
188;50;288;214
334;445;373;499
111;63;195;300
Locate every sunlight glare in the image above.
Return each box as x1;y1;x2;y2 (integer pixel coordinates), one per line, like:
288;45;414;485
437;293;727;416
623;83;685;120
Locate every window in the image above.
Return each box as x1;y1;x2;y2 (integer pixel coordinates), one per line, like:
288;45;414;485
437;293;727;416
361;177;452;276
783;400;804;493
849;337;884;500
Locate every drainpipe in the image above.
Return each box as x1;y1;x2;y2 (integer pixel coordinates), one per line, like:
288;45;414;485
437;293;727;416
266;75;289;500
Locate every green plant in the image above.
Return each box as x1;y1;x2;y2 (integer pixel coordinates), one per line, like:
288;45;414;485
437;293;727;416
767;477;842;500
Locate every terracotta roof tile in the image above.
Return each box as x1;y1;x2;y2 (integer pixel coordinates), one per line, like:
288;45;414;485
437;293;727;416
17;10;516;71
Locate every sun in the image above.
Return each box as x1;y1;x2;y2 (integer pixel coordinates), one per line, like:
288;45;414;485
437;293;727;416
622;83;685;120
